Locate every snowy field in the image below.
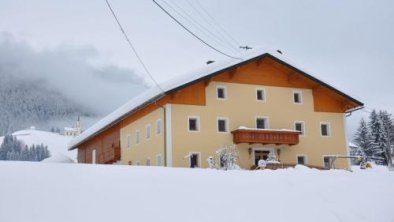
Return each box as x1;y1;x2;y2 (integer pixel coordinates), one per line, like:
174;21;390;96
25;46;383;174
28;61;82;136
0;162;393;222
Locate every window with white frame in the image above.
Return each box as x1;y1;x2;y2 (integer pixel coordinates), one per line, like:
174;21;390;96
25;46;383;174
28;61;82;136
188;116;200;132
293;90;303;104
145;124;151;140
256;88;266;101
217;117;229;133
135;130;140;144
256;117;268;129
216;85;227;100
156;119;161;135
294;121;305;136
297;155;307;165
320;123;331;137
127;134;131;148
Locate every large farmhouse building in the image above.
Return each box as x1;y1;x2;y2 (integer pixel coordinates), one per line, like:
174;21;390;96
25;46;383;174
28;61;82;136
68;50;363;169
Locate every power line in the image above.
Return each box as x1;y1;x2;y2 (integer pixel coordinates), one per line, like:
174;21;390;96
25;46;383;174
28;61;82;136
153;0;242;60
105;0;165;94
172;0;239;54
193;0;241;49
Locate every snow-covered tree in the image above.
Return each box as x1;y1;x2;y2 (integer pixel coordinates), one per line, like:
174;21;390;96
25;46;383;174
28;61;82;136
0;135;23;160
353;118;372;157
379;110;394;166
369;110;387;165
0;135;49;161
216;145;239;170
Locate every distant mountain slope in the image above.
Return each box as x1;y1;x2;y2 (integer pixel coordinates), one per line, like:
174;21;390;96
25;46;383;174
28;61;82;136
0;74;94;135
0;128;76;161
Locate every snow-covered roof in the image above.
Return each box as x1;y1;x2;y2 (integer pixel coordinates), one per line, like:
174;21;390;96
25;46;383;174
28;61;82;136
68;48;363;150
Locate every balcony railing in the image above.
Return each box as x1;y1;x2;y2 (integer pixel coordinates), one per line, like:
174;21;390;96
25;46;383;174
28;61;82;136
231;128;301;145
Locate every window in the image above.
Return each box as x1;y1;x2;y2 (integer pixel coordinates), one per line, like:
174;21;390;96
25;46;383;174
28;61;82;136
135;130;140;144
188;116;200;132
256;88;266;101
146;158;151;166
156;154;162;166
156;119;161;135
293;90;303;104
321;123;331;136
127;134;131;148
217;118;229;133
216;86;227;100
136;161;141;166
145;124;151;140
256;117;268;129
297;155;307;165
294;121;305;136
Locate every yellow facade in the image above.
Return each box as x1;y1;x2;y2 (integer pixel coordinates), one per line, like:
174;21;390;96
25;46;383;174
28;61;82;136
120;108;165;166
121;81;350;169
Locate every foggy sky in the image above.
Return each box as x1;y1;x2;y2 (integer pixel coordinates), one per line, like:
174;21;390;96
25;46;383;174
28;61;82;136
0;0;393;138
0;33;147;115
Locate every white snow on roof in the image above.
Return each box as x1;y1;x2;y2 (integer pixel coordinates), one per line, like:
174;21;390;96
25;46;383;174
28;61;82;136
68;48;360;150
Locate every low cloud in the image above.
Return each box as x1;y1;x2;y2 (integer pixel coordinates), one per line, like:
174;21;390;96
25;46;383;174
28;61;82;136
0;33;148;116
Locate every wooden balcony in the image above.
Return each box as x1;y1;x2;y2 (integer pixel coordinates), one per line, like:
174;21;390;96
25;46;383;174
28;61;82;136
231;128;301;145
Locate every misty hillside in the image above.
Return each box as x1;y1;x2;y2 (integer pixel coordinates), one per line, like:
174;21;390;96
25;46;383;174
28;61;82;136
0;74;94;135
0;34;148;136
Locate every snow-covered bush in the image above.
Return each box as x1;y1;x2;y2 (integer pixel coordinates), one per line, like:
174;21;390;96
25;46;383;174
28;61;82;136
216;145;240;170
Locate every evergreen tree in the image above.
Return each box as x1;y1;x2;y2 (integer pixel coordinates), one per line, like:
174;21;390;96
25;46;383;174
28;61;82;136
379;110;394;166
353;118;372;157
369;110;387;165
0;135;50;161
0;135;23;160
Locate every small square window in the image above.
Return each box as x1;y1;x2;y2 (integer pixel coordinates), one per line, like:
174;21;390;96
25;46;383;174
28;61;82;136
297;156;306;165
295;122;305;135
256;89;265;101
293;91;302;104
321;123;331;136
217;118;228;132
188;117;199;132
217;86;226;99
256;118;268;129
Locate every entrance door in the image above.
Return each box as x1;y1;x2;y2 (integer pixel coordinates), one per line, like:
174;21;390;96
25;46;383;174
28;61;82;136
190;154;199;168
254;150;270;166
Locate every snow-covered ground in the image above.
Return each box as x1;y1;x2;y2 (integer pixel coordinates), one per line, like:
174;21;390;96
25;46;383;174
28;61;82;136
0;162;393;222
0;128;76;161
